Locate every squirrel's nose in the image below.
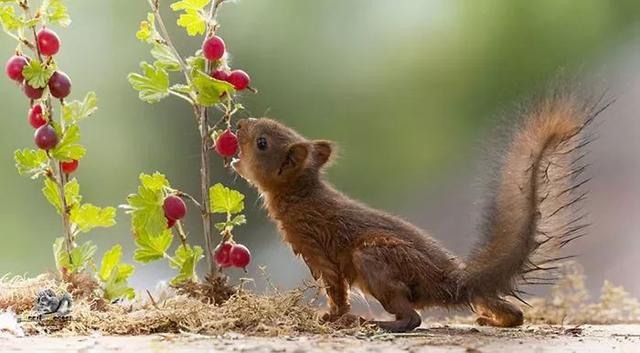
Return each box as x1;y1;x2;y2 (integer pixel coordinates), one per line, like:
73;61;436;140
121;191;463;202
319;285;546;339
236;118;256;130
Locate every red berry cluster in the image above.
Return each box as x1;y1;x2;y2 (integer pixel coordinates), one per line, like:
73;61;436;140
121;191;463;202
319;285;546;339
163;194;251;269
4;28;78;174
214;241;251;269
203;35;252;91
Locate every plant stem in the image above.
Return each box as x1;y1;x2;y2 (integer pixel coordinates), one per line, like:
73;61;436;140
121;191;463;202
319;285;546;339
55;161;74;253
23;2;75;263
148;0;193;88
199;105;215;275
198;0;227;277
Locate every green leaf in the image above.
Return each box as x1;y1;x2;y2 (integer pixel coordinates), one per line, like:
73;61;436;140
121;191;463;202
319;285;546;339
102;263;135;301
170;0;210;36
42;177;84;214
98;244;122;282
69;241;97;273
42;177;62;213
192;70;234;106
14;148;49;178
209;183;244;214
140;172;169;192
127;173;168;236
54;239;97;273
170;0;210;11
64;178;82;208
98;245;135;301
51;125;86;162
42;0;71;27
52;237;66;272
70;204;116;233
43;177;84;214
133;229;173;263
0;5;22;31
214;214;246;231
136;13;159;43
22;60;55;89
175;10;206;36
151;44;180;71
186;55;205;73
170;244;203;285
128;187;165;237
63;91;98;123
170;83;192;95
127;62;170;103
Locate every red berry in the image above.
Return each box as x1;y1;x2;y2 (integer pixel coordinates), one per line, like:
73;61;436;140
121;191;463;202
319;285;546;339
34;125;58;150
23;83;44;100
163;195;187;221
214;242;233;268
229;244;251;268
5;55;29;81
211;69;229;81
29;104;47;129
61;160;78;174
48;71;71;99
166;217;176;228
37;28;60;56
226;70;250;90
215;129;238;157
202;35;225;61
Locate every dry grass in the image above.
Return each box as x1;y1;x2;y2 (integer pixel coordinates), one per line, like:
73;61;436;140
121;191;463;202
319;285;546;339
0;274;62;314
1;274;344;336
525;263;640;324
2;263;638;336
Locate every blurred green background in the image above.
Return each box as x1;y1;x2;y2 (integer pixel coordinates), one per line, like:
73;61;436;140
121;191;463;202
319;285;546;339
1;0;639;294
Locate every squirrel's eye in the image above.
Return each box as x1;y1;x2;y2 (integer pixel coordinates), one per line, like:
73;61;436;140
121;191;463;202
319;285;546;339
256;137;268;151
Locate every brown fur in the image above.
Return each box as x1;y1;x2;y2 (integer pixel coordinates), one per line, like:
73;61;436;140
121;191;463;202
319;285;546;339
231;90;608;332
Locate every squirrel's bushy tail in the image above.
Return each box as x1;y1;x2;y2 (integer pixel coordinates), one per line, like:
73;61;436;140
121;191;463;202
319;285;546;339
459;89;611;302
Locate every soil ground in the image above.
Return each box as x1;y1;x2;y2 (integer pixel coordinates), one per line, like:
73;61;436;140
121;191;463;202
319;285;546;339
2;324;638;353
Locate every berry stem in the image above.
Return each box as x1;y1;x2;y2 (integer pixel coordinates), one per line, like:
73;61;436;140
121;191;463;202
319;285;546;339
176;191;203;210
175;220;188;249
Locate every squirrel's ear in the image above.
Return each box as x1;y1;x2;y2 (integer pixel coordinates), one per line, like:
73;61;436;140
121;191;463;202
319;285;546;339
312;140;335;167
279;142;311;175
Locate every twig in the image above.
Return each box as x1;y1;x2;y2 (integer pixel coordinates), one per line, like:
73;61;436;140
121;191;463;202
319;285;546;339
145;289;159;309
177;191;203;210
169;90;194;104
147;0;193;87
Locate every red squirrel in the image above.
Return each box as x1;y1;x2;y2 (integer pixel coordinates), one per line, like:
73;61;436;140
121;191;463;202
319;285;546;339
231;89;609;332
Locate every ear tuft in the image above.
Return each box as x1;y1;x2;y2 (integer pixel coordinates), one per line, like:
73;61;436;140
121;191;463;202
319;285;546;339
312;140;335;168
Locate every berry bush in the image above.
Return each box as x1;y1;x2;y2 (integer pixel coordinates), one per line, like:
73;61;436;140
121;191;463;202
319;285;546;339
1;0;133;300
124;0;253;285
